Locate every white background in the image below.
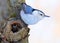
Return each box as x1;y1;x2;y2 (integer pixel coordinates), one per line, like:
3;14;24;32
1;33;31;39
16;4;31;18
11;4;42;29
26;0;60;43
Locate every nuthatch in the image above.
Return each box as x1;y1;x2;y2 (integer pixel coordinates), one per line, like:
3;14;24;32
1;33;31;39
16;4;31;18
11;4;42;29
20;3;50;25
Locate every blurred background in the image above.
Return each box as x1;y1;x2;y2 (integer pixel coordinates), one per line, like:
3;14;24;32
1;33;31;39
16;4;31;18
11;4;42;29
25;0;60;43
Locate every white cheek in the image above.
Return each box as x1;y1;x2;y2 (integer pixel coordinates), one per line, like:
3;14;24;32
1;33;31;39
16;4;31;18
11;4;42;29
32;11;43;19
32;11;39;15
38;15;43;20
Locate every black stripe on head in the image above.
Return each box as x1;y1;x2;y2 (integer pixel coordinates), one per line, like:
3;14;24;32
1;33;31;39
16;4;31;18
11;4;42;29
32;9;36;12
35;9;45;15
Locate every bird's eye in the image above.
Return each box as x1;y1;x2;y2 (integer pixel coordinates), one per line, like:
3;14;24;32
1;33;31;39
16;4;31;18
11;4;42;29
40;14;42;16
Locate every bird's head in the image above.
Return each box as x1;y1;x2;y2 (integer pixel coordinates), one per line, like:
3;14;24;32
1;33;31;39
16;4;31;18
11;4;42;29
32;9;50;20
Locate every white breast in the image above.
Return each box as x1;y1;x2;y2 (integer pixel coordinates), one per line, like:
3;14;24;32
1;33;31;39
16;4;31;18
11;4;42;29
20;10;41;25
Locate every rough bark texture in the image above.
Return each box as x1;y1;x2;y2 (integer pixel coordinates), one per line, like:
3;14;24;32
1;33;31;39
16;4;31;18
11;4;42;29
0;0;29;43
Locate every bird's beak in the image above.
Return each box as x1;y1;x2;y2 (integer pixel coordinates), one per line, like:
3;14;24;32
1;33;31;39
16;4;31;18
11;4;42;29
44;15;50;17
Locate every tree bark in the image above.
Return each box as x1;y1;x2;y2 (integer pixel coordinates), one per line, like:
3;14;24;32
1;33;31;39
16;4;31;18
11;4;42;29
0;0;29;43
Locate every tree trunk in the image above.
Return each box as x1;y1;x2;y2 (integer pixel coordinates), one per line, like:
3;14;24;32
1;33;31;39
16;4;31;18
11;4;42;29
0;0;29;43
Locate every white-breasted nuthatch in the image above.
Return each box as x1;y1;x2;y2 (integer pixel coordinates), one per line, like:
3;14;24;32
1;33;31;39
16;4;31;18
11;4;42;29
20;3;50;25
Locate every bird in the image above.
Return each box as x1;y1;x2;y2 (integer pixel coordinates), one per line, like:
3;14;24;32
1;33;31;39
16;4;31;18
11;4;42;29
20;3;50;25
